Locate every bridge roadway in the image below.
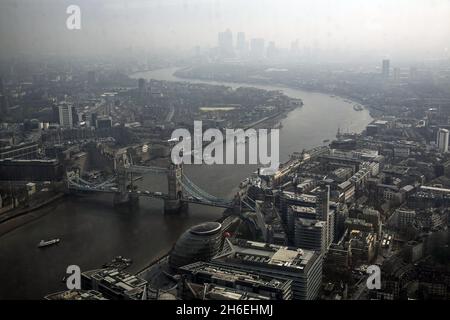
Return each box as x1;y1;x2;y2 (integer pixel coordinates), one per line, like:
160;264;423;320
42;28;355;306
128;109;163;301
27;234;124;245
69;185;235;209
67;162;271;211
67;165;236;209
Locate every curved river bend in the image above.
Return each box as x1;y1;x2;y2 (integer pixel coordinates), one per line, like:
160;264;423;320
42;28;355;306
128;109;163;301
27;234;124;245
0;68;372;299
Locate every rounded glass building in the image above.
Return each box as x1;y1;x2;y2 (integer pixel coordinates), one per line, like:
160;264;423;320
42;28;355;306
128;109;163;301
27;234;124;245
169;222;223;269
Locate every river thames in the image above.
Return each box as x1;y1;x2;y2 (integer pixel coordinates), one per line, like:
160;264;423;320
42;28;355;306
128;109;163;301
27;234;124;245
0;68;372;299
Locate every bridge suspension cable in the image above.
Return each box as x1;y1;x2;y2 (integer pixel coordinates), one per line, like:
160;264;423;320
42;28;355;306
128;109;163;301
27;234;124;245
178;175;232;206
180;174;222;201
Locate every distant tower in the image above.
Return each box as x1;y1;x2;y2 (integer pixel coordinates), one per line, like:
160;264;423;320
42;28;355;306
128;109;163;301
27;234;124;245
315;186;329;221
164;163;185;213
250;38;265;59
315;185;333;250
393;68;401;82
218;29;233;57
437;128;449;153
138;78;146;96
382;59;390;78
236;32;246;52
58;104;74;128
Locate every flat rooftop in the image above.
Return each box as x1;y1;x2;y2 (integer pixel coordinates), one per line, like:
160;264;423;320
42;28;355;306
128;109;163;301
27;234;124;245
282;191;317;204
216;239;318;271
83;268;147;298
45;290;107;300
290;205;317;215
180;262;290;290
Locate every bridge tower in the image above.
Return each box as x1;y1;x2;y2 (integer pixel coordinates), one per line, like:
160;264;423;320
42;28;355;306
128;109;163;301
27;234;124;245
164;163;186;213
113;152;138;207
113;168;130;206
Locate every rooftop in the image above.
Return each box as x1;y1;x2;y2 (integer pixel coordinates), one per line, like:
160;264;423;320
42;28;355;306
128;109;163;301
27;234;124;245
282;191;317;204
180;261;290;290
189;222;222;236
83;268;147;299
44;290;107;300
215;239;318;271
290;205;317;215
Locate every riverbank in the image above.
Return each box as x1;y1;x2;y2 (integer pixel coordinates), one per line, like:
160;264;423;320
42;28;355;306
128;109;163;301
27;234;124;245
0;193;65;237
175;73;376;119
172;66;376;118
0;193;64;225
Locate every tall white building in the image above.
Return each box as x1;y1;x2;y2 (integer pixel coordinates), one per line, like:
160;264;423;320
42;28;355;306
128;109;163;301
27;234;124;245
437;128;449;153
218;29;233;57
250;38;265;59
236;32;246;52
382;59;390;78
58;104;73;128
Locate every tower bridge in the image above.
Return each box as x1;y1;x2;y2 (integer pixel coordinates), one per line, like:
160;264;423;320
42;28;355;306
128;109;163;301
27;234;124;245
66;158;254;213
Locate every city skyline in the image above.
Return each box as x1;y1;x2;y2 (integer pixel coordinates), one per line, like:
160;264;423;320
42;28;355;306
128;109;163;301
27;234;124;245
0;0;449;304
1;0;450;63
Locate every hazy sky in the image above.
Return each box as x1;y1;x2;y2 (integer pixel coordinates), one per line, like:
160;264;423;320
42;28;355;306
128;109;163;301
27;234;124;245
1;0;449;61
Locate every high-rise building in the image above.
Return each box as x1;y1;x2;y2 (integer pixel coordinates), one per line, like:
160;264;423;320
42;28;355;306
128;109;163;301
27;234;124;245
91;112;98;128
382;59;390;78
393;67;401;82
281;192;316;225
315;186;329;221
58;104;74;128
314;186;334;250
250;38;265;59
437;128;449;153
281;186;333;250
218;29;233;57
138;78;146;96
236;32;246;52
96;116;113;129
294;219;327;255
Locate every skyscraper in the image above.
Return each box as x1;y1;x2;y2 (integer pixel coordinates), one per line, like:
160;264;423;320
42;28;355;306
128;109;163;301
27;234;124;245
437;128;449;153
393;67;401;82
138;78;146;96
58;104;74;128
382;59;390;78
314;186;333;249
236;32;246;52
218;29;233;57
250;38;265;59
